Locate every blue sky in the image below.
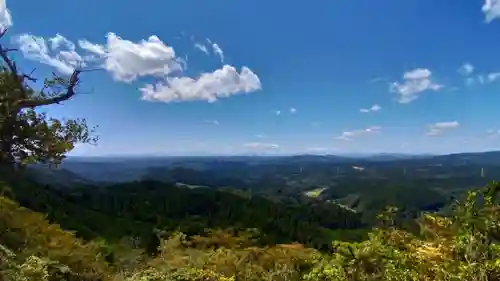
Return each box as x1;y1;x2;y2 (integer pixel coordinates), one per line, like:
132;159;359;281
3;0;500;156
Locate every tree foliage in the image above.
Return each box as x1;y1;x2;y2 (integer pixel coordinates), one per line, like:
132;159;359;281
0;29;97;169
4;181;500;280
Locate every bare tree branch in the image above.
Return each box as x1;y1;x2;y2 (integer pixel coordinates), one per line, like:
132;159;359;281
0;29;97;109
19;69;82;108
0;28;8;39
0;45;18;74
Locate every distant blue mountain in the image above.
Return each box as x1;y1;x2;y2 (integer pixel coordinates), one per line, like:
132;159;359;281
33;150;500;183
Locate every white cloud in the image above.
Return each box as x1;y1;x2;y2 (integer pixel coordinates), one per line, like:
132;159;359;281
483;0;500;22
78;32;182;83
360;104;381;113
488;72;500;82
274;110;281;116
478;75;486;84
194;42;209;54
49;34;75;50
369;77;386;83
16;32;261;103
77;39;105;56
15;34;84;75
244;142;279;150
256;134;267;139
390;68;443;103
426;121;459;136
457;63;474;76
204;119;219;125
290;107;297;114
212;43;224;62
465;72;500;85
337;126;381;141
0;0;12;30
140;65;260;103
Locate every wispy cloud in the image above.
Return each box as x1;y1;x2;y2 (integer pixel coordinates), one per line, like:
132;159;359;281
212;43;224;62
15;34;85;75
483;0;500;22
369;77;386;84
274;110;281;116
360;104;381;113
485;129;500;137
204;119;219;125
289;107;297;114
243;142;279;150
256;134;268;139
194;42;209;54
426;121;459;136
456;63;499;86
488;72;500;82
390;68;443;103
337;126;382;141
457;63;474;76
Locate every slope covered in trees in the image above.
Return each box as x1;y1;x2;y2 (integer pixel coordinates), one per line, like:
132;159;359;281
3;181;500;280
3;176;368;252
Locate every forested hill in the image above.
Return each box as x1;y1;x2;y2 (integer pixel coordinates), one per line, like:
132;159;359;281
2;175;368;252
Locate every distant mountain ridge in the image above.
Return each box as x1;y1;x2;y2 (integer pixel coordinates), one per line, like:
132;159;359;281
28;150;500;184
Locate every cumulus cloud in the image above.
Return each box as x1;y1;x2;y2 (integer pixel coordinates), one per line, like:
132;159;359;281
337;126;381;141
360;104;381;113
15;31;261;103
289;107;297;114
243;142;279;150
140;65;261;103
426;121;459;136
0;0;12;30
390;68;443;103
15;34;85;75
78;33;182;83
483;0;500;22
457;63;474;76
